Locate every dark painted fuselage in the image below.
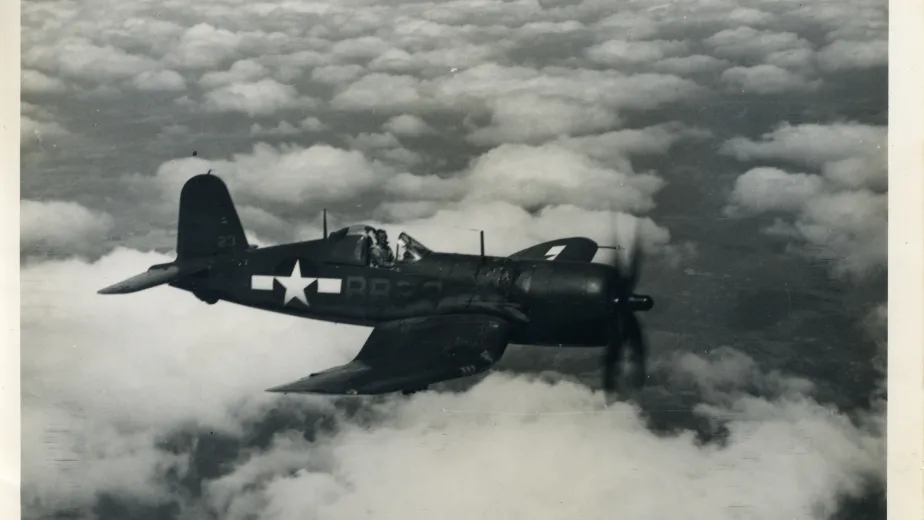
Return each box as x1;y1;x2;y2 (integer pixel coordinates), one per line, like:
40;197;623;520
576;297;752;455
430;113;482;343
170;237;615;348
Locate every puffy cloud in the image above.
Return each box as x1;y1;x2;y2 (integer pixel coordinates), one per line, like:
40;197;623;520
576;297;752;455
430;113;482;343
154;143;388;208
23;37;160;84
23;250;886;520
467;94;621;146
382;114;433;137
726;168;826;215
723;122;887;279
21;200;114;259
705;27;813;63
22;249;360;515
585;39;691;67
21;69;66;94
721;65;821;95
199;59;271;89
816;39;887;72
131;69;186;92
165;23;245;70
463;143;664;213
721;122;886;189
203;78;318;116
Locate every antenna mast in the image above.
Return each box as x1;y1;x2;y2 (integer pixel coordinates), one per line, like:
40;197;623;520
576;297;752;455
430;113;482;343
480;230;485;263
322;209;328;243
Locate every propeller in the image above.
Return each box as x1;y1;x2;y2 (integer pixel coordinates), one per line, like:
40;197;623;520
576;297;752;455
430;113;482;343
599;219;654;394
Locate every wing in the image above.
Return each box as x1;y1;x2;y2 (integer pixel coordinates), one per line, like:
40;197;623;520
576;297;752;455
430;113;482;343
267;314;510;395
508;237;599;262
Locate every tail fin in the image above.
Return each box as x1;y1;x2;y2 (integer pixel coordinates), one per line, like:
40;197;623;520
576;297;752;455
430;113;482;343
176;173;249;259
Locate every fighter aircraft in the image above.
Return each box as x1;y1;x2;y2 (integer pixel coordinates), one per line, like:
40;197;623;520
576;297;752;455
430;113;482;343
99;172;655;396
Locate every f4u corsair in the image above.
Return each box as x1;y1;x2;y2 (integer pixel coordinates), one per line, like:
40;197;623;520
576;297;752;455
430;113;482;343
99;173;655;396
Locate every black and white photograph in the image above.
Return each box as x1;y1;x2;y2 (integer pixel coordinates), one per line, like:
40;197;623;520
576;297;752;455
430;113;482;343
12;0;918;519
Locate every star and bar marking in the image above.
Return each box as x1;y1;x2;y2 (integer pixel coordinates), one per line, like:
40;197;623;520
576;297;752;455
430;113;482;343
251;260;342;307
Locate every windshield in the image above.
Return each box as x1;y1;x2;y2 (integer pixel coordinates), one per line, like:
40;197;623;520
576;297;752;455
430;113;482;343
396;232;431;262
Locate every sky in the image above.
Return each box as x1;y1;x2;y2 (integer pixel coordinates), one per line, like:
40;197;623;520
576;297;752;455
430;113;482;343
20;0;888;519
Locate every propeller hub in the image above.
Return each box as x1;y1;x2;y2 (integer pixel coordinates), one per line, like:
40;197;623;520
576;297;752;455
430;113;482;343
628;294;654;312
612;294;654;312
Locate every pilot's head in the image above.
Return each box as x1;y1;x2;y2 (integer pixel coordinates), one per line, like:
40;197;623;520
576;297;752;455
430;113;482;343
375;229;388;243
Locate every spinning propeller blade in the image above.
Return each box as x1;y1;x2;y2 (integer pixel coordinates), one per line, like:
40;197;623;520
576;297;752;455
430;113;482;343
601;217;653;394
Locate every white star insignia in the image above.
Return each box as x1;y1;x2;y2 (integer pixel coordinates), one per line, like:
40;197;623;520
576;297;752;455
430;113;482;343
250;262;342;307
275;260;317;307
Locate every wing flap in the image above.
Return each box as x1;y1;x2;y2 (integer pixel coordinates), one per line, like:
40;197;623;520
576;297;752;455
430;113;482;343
268;314;510;395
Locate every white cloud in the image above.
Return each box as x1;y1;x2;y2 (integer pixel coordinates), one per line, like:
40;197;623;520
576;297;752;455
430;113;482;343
586;39;690;67
21;200;114;258
383;114;434;137
467;94;621;146
197;350;882;520
721;122;886;182
21;69;66;94
705;26;813;62
166;23;244;69
310;64;367;86
721;65;821;94
199;59;270;89
726;167;826;215
22;249;360;514
463;143;664;213
330;73;427;113
131;69;186;92
203;78;318;116
24;37;160;84
723;122;887;279
816;39;887;72
154;143;388;208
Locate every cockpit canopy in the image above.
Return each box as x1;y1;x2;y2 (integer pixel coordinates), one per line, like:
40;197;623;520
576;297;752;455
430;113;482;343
325;224;431;266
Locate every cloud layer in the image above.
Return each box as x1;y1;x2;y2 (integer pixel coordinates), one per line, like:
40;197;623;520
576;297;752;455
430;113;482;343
23;251;884;520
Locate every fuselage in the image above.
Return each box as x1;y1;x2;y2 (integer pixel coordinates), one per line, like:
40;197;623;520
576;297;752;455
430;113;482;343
169;237;616;347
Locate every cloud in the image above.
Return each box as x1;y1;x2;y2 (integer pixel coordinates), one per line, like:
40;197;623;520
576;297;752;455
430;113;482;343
585;39;690;67
721;65;821;94
705;27;813;63
21;249;360;516
165;23;244;70
722;122;886;279
199;59;271;89
816;39;888;72
21;200;114;259
21;69;67;94
154;143;389;208
203;78;318;116
382;115;433;137
467;94;621;146
22;250;884;520
131;69;186;92
463;142;664;213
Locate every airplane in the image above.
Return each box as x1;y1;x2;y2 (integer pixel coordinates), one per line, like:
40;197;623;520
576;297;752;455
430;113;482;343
99;172;655;397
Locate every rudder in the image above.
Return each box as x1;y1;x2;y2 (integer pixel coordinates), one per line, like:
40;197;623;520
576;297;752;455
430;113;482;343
176;173;249;259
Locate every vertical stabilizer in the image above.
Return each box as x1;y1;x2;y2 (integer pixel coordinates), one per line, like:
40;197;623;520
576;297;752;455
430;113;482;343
176;173;249;259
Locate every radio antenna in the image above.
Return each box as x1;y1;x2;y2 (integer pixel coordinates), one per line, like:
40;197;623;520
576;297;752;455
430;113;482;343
480;230;485;263
322;208;328;243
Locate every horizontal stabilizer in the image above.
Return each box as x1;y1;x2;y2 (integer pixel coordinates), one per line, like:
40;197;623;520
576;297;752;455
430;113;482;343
98;264;193;295
268;314;511;395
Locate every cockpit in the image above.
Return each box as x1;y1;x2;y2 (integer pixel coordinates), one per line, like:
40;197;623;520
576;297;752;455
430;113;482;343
324;224;431;268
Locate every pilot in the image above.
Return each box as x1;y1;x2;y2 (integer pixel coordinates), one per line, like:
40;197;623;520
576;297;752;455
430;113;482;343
369;228;396;268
